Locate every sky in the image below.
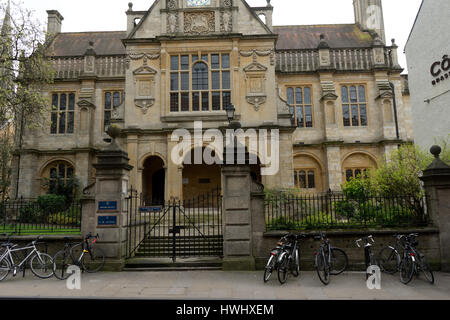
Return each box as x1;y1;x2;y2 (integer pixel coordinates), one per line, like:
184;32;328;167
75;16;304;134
6;0;422;73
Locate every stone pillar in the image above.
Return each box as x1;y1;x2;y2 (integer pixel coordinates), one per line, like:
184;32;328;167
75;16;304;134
82;127;133;271
222;164;255;270
420;146;450;272
325;145;342;191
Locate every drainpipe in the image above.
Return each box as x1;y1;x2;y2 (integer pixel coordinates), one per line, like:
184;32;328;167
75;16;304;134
389;82;400;141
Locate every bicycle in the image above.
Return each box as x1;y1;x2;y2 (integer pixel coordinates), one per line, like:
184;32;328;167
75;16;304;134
53;233;105;280
263;235;288;283
399;233;434;285
0;236;54;281
378;234;404;274
277;233;307;285
314;231;348;285
355;235;377;279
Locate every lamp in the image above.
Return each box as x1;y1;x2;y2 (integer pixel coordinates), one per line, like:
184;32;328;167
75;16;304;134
225;104;235;124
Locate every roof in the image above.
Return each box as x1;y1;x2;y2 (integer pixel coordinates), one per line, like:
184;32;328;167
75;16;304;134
47;31;127;57
274;24;374;50
47;24;376;57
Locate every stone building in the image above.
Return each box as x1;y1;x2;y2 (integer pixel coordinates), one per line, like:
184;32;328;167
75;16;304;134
10;0;413;203
405;0;450;150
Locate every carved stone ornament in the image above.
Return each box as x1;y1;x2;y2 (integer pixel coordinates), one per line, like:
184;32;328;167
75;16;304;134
320;81;338;101
184;11;215;34
134;98;155;114
133;62;157;114
167;0;177;9
77;99;96;109
243;62;268;111
126;52;161;69
221;0;232;7
167;12;178;33
240;49;275;66
220;10;232;32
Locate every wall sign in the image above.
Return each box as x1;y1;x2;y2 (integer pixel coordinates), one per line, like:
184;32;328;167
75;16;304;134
140;206;163;213
98;201;118;211
98;215;117;226
430;54;450;86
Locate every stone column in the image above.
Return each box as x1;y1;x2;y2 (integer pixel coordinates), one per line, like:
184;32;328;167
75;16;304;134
420;146;450;272
222;164;255;270
82;127;133;271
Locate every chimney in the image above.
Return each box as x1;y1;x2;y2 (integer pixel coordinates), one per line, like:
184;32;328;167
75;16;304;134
353;0;386;44
47;10;64;35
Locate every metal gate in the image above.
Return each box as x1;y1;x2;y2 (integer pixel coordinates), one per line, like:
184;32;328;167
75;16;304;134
125;187;223;261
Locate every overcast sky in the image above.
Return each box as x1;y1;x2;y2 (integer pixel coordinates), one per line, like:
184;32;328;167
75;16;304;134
7;0;422;73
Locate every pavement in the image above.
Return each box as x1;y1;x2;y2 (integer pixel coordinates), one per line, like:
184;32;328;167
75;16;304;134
0;270;449;300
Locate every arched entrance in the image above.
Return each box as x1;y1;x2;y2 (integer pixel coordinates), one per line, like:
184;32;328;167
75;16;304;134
182;147;221;201
142;156;165;205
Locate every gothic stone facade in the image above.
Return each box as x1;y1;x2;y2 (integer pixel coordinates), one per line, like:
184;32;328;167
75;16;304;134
11;0;413;203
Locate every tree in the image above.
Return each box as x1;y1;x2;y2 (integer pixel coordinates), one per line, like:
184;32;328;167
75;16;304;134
0;0;55;200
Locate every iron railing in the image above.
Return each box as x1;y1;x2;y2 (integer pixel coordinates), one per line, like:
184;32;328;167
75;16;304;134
0;198;82;235
125;187;223;261
265;192;430;231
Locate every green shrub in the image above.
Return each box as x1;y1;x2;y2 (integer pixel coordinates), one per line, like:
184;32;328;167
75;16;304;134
37;194;66;215
18;203;41;223
46;212;80;225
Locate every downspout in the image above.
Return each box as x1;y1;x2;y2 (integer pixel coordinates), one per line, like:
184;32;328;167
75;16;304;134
389;82;400;141
15;109;24;199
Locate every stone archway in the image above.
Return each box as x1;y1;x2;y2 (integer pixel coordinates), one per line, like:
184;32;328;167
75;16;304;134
182;147;222;201
142;156;165;205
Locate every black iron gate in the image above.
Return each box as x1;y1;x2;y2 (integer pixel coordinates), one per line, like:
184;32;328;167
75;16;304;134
125;187;223;261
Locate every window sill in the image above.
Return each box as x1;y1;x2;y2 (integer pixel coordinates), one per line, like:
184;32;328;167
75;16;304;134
161;111;230;123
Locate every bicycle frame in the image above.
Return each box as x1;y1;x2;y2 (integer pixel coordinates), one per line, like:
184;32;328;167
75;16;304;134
1;244;41;270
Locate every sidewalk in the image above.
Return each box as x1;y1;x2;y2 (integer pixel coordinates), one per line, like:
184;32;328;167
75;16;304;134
0;270;449;300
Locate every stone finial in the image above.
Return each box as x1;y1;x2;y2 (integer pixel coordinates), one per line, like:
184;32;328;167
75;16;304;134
391;38;397;48
128;2;133;11
84;40;96;56
105;125;122;151
431;145;442;158
426;145;450;170
318;34;330;49
266;0;272;7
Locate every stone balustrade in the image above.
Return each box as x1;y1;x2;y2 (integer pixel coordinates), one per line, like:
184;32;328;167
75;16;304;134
50;55;126;80
276;47;396;73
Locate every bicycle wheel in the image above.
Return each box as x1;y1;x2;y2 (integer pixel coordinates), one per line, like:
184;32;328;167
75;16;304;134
329;248;348;275
53;249;72;280
417;253;434;284
277;252;289;285
399;255;414;285
315;251;330;285
0;256;10;281
30;253;54;279
290;249;300;277
82;247;105;273
263;255;276;283
378;247;400;274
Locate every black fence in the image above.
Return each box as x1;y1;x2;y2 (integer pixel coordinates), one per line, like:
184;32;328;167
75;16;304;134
0;198;82;235
126;187;223;261
265;192;430;231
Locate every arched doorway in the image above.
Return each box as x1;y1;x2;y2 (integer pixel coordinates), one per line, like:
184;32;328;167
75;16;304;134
182;147;221;201
142;156;165;205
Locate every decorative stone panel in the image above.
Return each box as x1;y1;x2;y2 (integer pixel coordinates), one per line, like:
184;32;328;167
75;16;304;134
184;11;215;34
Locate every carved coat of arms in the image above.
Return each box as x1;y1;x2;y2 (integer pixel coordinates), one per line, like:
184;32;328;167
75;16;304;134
184;12;215;34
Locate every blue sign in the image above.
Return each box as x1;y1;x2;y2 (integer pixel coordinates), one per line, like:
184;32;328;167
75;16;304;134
140;206;163;213
98;215;117;226
98;201;118;211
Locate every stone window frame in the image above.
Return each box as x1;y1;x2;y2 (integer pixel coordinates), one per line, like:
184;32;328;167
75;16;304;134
340;84;368;127
344;167;369;182
293;168;316;189
286;85;314;128
44;160;75;194
169;52;231;112
50;92;76;135
102;90;124;132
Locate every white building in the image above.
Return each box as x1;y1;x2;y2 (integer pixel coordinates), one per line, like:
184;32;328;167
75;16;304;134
405;0;450;150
